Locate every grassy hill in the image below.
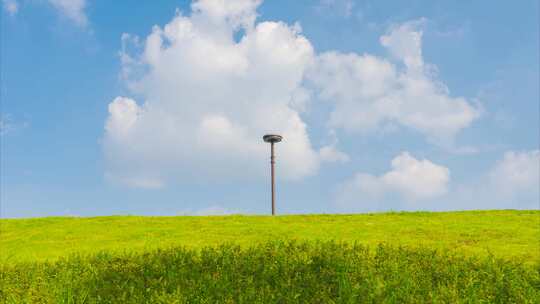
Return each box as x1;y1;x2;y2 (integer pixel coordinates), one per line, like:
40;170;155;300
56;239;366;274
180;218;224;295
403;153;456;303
1;210;539;303
1;210;539;264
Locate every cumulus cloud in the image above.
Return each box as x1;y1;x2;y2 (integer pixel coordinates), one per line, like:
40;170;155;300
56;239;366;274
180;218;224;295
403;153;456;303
318;132;350;163
104;0;320;187
380;19;425;70
488;150;539;198
307;19;480;143
2;0;18;15
448;150;539;210
335;152;450;210
104;2;479;189
48;0;87;26
337;150;539;212
319;144;350;163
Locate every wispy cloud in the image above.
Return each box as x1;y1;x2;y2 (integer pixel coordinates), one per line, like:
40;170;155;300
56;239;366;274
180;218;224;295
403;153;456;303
0;114;29;136
2;0;18;16
315;0;355;18
48;0;88;27
177;205;243;216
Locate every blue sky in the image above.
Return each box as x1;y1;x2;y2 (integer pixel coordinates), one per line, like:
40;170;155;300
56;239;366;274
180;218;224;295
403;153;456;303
1;0;538;218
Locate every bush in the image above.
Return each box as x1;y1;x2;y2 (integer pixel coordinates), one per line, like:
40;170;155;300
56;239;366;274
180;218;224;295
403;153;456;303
1;241;539;303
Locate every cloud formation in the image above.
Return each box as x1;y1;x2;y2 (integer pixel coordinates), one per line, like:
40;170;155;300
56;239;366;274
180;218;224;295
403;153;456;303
336;150;539;212
319;144;350;163
104;0;320;187
178;205;241;216
48;0;87;27
488;150;539;199
307;19;480;143
104;1;479;189
449;150;539;210
2;0;88;26
335;152;450;210
0;114;28;136
0;116;14;136
315;0;355;18
2;0;17;15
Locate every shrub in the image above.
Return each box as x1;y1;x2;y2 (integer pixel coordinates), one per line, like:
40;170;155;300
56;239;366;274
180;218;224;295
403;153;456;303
1;241;539;303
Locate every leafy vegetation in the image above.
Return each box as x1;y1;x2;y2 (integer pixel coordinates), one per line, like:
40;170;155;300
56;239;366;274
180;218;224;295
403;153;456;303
2;242;539;303
1;210;538;302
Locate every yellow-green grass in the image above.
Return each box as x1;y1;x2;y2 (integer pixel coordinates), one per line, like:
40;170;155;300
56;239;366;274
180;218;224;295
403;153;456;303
1;210;538;264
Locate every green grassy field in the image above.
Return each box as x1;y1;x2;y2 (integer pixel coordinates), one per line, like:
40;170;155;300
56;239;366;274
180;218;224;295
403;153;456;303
1;210;539;303
1;210;539;264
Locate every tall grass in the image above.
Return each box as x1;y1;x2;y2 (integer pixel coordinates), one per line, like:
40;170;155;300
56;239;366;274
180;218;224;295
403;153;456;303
2;241;539;303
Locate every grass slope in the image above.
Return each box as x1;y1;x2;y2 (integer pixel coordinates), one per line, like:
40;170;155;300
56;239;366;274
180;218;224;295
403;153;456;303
1;210;539;264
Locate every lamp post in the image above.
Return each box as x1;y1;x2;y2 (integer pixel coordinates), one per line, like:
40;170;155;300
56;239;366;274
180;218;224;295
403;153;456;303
263;134;283;216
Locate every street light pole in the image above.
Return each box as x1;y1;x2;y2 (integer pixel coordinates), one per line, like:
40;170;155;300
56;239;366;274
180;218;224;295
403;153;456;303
263;134;283;216
270;141;275;215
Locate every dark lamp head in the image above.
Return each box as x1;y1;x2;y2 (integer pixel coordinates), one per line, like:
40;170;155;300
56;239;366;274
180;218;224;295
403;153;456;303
263;134;283;143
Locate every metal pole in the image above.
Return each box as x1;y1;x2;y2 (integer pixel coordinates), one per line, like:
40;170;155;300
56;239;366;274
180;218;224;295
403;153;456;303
271;142;275;215
263;134;282;216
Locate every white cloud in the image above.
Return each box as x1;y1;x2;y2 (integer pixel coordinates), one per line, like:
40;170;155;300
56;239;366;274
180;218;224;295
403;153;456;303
104;3;479;189
448;150;539;211
193;205;238;216
315;0;355;18
380;18;426;70
488;150;539;197
48;0;87;27
0;116;14;136
319;144;350;163
336;152;450;210
177;205;241;216
105;171;165;190
318;131;349;163
0;114;28;136
3;0;18;15
1;0;88;25
307;19;480;143
104;0;320;187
